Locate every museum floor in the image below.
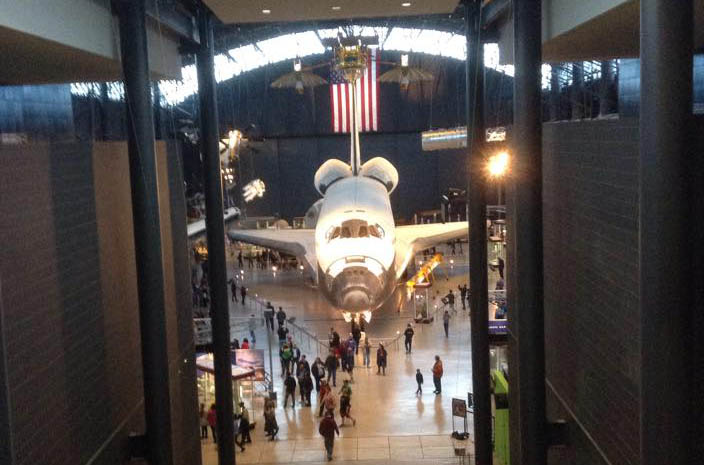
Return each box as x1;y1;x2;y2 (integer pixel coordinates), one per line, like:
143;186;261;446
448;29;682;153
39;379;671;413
200;248;499;464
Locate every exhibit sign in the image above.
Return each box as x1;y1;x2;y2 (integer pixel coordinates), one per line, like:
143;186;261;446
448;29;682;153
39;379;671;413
488;320;508;335
235;349;266;381
452;398;468;418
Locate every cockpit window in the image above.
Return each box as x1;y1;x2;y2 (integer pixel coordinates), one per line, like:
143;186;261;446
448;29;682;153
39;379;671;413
326;220;383;242
326;226;340;241
369;224;385;239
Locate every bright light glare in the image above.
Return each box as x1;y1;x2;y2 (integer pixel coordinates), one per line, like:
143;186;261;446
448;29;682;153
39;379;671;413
401;54;409;67
243;179;266;202
73;31;562;106
362;311;372;323
487;152;510;178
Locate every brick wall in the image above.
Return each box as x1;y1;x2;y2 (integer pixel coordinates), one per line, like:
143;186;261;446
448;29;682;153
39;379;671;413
0;140;198;465
542;119;640;465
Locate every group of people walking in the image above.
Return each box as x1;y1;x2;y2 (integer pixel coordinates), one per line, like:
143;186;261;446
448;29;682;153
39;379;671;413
200;402;252;452
200;287;450;461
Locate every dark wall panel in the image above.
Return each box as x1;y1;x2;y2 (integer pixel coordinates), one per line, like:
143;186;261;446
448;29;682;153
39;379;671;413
542;119;640;465
0;85;74;139
618;54;704;117
0;140;198;465
239;132;447;223
166;144;202;465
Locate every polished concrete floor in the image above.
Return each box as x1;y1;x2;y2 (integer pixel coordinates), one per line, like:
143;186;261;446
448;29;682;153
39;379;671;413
200;246;501;464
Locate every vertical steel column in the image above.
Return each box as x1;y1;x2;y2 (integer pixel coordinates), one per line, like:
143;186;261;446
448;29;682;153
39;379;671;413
549;66;560;121
196;8;236;465
465;1;492;464
639;1;692;464
599;60;613;117
116;1;173;464
510;1;546;464
570;62;583;119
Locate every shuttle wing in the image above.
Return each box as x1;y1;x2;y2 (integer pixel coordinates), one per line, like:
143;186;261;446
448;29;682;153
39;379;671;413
394;222;469;278
227;229;317;278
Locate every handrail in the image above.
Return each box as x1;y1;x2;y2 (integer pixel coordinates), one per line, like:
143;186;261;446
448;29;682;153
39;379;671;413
245;293;406;353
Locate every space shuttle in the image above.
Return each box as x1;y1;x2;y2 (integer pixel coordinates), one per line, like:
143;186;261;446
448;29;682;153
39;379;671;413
228;47;468;315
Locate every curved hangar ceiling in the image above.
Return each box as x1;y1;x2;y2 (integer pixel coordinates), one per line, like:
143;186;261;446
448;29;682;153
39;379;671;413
203;0;461;24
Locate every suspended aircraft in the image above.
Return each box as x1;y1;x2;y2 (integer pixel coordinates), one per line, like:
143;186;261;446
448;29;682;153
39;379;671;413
227;38;468;317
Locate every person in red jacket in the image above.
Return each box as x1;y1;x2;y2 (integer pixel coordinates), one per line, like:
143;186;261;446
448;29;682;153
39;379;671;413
207;404;217;443
319;411;340;461
432;356;444;394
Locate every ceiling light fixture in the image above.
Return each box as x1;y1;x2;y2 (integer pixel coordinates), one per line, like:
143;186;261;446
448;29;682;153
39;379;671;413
401;2;412;6
262;8;271;14
331;6;341;10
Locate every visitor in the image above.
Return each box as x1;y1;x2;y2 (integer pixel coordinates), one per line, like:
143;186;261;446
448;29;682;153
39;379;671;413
325;350;339;387
319;411;340;461
292;343;301;367
498;256;505;278
207;404;217;443
338;380;356;426
345;341;355;382
458;284;468;310
276;306;287;328
264;302;275;330
443;310;450;338
199;403;208;439
415;369;424;395
248;314;257;344
432;355;444;394
318;379;331;417
237;250;243;268
376;343;387;375
301;372;314;406
284;372;297;408
404;323;415;353
241;338;250;349
264;398;279;440
231;338;240;350
351;322;362;354
323;388;337;417
277;324;289;348
362;337;371;368
240;285;247;305
238;402;252;444
232;417;245;453
228;278;238;303
330;329;340;348
297;354;310;377
445;289;456;311
280;343;293;376
311;356;326;392
495;277;505;290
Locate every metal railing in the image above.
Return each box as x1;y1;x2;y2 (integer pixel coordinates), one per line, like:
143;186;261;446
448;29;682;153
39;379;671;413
246;293;406;354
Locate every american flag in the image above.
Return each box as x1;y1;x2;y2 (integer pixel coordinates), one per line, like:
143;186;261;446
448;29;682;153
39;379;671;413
330;48;378;133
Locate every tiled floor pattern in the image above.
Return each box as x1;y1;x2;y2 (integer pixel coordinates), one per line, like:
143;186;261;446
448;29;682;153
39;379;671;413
201;434;474;464
199;246;498;464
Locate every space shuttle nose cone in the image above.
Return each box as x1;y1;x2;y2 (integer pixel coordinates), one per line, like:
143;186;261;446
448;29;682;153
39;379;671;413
342;289;371;309
327;265;383;311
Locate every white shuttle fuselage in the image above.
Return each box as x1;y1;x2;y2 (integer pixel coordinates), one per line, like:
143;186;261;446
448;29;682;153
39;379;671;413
314;174;397;311
227;61;469;315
